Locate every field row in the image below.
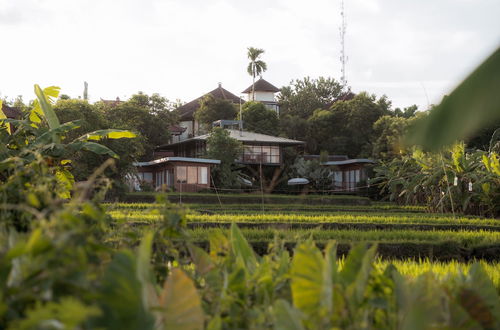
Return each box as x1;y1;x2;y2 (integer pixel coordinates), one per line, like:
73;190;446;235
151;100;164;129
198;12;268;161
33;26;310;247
185;228;500;246
109;210;499;227
107;202;427;213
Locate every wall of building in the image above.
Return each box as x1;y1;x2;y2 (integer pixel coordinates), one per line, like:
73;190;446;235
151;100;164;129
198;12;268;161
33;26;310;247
247;91;275;102
136;161;211;192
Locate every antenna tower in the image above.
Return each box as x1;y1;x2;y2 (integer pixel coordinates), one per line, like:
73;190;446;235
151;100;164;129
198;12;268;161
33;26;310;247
339;0;348;88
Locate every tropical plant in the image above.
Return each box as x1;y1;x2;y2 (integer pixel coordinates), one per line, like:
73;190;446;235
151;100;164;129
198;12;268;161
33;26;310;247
373;143;500;216
0;85;136;230
246;47;267;100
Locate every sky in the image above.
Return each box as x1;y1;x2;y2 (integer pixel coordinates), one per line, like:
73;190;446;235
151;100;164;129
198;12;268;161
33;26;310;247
1;0;499;110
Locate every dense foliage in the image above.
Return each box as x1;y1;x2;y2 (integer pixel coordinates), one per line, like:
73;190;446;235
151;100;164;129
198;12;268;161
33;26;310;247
374;143;500;217
206;127;244;188
194;95;238;133
239;101;279;135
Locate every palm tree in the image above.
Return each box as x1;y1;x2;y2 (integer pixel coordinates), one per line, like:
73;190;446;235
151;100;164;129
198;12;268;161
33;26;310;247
247;47;267;101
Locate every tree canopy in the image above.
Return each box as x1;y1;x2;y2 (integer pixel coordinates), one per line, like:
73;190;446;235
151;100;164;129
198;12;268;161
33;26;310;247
194;95;237;132
239;101;278;135
278;76;344;119
206;127;243;188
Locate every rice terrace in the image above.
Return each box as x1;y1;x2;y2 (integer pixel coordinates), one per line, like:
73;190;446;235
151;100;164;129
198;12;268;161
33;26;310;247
2;0;500;328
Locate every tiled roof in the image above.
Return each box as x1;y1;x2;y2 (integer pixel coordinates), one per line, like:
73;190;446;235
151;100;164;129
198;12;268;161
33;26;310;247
242;78;280;93
177;84;244;121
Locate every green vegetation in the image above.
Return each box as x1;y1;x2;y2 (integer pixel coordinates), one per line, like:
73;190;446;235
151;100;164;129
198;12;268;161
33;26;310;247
374;143;500;217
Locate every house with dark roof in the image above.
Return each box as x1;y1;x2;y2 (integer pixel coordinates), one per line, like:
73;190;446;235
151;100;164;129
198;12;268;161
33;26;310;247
133;78;305;192
175;83;244;142
242;78;280;114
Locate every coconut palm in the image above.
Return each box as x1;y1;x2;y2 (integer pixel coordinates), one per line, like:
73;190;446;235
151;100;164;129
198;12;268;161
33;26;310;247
246;47;267;101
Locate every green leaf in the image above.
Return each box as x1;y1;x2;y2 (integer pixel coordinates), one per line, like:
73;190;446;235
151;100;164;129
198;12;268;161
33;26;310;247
0;99;12;135
12;297;101;330
290;240;323;317
273;299;305;330
77;129;137;141
407;47;500;150
230;222;257;273
55;168;75;199
98;251;155;330
463;263;500;328
79;141;118;158
160;268;204;330
321;241;337;316
188;243;215;275
34;120;82;146
34;84;61;130
137;232;158;311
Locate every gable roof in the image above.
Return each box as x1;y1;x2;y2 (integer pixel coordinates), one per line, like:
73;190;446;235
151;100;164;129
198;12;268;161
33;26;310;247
1;104;22;119
177;84;244;121
242;78;280;93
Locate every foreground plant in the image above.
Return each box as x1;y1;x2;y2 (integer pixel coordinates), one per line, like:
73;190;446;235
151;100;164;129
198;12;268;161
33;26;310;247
0;85;136;230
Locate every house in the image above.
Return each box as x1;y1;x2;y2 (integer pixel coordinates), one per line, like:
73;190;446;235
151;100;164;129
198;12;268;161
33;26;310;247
133;78;304;192
175;83;244;142
321;157;375;191
241;78;280;114
133;157;220;192
156;127;304;166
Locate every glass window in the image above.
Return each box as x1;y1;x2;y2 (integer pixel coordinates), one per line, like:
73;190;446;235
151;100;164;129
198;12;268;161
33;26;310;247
177;166;187;182
198;167;208;184
143;172;153;183
187;166;197;184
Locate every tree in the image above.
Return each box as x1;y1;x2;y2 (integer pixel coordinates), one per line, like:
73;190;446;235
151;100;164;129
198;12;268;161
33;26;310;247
246;47;267;100
206;127;243;188
393;104;418;118
101;92;177;160
194;94;237;131
54;99;143;187
372;115;410;160
239;101;278;135
278;77;343;119
306;92;387;157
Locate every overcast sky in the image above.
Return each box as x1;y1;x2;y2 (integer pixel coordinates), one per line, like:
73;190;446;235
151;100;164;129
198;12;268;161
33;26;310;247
1;0;499;110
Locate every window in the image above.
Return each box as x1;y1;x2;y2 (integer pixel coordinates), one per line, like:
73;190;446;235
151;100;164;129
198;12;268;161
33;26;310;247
241;145;280;164
270;146;280;163
142;172;153;183
198;167;208;184
177;166;187;182
333;171;342;188
187;166;197;184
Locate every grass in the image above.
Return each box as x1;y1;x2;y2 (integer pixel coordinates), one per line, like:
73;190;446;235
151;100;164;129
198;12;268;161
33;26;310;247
109;209;499;227
184;227;500;247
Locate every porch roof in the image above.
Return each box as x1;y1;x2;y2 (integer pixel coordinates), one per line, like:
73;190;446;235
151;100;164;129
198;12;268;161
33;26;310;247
322;159;375;166
134;157;221;167
157;129;304;149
